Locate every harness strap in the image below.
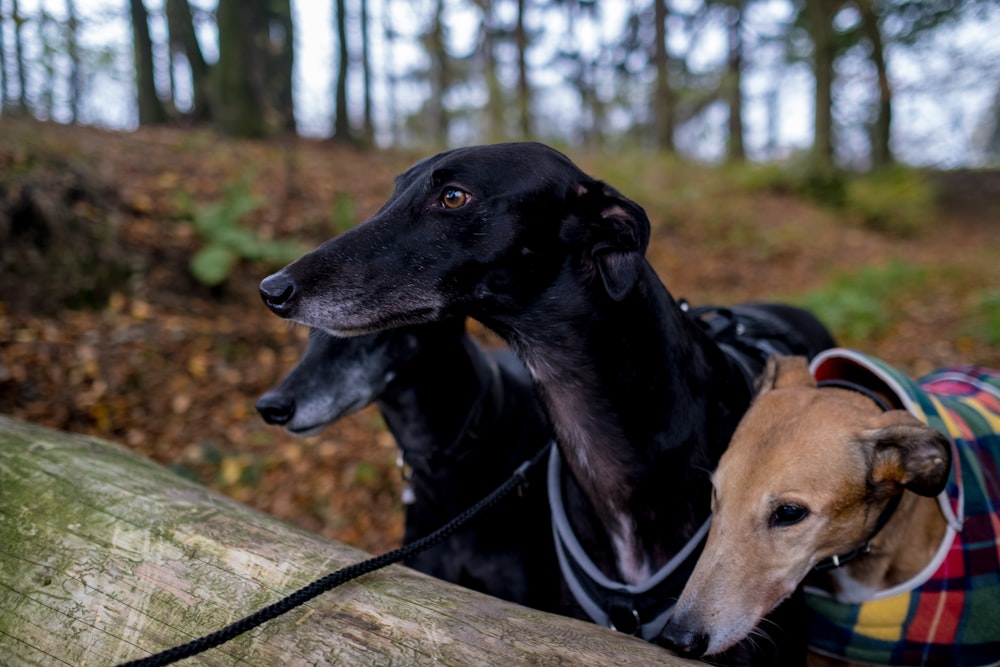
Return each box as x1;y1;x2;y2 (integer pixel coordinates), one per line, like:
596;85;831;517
684;303;807;390
548;445;710;640
548;301;812;640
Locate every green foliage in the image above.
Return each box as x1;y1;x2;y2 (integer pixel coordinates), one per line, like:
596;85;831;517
189;177;308;286
331;194;357;234
738;160;935;237
727;154;846;207
967;290;1000;345
844;166;935;237
794;260;928;344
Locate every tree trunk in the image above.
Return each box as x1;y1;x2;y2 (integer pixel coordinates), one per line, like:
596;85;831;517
652;0;674;152
13;0;29;112
166;0;212;122
477;1;505;142
424;0;449;144
215;0;267;137
66;0;82;122
805;0;836;169
267;0;296;134
515;0;531;138
130;0;167;125
39;10;54;118
0;0;6;111
855;0;892;168
333;0;351;141
360;0;374;145
0;416;698;666
382;1;399;145
988;85;1000;163
725;0;745;162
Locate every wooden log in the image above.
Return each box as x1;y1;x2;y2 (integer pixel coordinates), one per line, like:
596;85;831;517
0;416;698;666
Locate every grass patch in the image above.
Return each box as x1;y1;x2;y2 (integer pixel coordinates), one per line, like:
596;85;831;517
966;290;1000;345
583;151;807;259
331;193;357;234
844;166;936;237
736;160;935;237
793;259;929;345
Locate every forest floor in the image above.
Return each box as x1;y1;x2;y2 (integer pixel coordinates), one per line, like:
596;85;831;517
1;117;998;555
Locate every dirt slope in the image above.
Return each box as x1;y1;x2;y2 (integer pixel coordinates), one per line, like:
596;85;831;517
1;119;997;553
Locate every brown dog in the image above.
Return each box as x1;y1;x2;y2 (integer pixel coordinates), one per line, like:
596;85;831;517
661;350;1000;666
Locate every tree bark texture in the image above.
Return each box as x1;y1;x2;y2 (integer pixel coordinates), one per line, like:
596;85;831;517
725;0;746;162
166;0;212;123
653;0;675;151
215;0;267;137
806;0;836;168
856;0;893;168
130;0;167;125
333;0;351;141
0;416;698;666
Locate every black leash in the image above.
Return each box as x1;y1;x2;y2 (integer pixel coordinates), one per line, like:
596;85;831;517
118;444;551;667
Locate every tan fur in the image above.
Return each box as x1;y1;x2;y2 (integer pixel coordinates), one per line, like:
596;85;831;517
664;355;950;660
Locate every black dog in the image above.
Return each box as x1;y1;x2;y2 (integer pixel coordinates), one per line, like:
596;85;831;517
255;320;561;613
260;143;834;663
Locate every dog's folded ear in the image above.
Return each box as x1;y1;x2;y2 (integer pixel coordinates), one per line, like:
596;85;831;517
865;411;952;498
755;355;815;395
570;180;651;301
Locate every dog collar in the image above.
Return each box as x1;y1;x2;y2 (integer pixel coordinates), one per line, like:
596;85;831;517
817;378;894;412
812;378;899;572
547;444;710;640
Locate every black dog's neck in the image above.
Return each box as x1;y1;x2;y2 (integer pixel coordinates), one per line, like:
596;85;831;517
485;262;750;584
375;329;508;500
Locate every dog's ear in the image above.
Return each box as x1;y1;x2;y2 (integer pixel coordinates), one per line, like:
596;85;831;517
571;180;651;301
755;355;814;396
865;411;952;497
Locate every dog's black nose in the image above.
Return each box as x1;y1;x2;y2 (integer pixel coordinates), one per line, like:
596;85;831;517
255;392;296;425
660;626;710;658
260;272;297;316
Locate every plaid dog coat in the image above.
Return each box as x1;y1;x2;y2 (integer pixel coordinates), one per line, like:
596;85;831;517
804;349;1000;667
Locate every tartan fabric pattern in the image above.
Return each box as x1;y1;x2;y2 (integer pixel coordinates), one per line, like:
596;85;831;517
805;350;1000;667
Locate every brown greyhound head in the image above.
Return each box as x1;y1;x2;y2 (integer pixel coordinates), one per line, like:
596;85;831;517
661;355;951;657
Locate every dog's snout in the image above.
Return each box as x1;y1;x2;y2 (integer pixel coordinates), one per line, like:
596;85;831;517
259;272;297;316
660;625;710;658
256;392;296;425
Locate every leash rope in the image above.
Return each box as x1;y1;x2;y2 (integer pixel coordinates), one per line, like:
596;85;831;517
118;445;550;667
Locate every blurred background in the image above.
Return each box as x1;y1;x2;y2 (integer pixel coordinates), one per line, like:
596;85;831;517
1;0;998;554
3;0;1000;165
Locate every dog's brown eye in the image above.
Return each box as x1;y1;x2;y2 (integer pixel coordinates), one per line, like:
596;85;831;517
769;504;808;527
441;187;469;209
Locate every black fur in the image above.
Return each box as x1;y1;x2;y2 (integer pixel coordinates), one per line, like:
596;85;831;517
260;142;834;663
255;320;560;612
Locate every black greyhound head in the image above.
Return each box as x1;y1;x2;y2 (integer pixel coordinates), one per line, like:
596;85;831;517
259;142;651;336
255;326;422;436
